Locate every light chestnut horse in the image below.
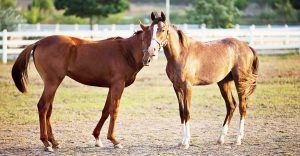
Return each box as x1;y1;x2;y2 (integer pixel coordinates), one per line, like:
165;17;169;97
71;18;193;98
144;12;259;149
11;22;158;152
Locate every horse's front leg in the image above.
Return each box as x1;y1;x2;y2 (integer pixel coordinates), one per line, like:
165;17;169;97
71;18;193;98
182;82;192;149
93;90;111;147
107;81;125;148
175;82;192;149
173;86;185;146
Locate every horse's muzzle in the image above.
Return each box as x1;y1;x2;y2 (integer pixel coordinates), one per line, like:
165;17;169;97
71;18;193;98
142;57;151;66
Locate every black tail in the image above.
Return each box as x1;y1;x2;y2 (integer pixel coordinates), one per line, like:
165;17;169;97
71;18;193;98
11;44;36;93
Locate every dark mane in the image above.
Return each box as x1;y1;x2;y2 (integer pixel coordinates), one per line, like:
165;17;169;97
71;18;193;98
105;36;124;40
171;25;188;48
134;30;143;35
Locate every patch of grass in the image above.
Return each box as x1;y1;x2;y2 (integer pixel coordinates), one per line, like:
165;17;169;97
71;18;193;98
0;54;299;124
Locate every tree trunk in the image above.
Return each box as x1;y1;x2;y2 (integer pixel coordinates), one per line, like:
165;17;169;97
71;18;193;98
89;16;93;31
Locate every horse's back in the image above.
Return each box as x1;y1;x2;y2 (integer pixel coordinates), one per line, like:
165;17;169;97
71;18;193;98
186;38;252;85
66;39;127;86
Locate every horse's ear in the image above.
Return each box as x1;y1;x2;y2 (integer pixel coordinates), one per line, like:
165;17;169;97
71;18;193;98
161;11;166;21
139;20;148;31
151;12;156;21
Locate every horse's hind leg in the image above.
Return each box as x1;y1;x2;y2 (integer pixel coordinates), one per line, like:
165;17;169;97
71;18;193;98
217;76;237;144
37;80;62;152
46;102;59;148
233;70;250;145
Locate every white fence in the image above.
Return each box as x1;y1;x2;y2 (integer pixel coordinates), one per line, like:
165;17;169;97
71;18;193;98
1;24;300;64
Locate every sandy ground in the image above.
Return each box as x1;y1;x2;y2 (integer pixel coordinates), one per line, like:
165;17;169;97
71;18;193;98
0;102;299;155
1;55;300;155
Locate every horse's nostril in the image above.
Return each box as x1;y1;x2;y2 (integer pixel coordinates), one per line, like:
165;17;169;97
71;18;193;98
147;58;151;63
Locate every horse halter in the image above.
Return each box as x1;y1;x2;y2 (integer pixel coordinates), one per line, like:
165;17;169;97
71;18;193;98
142;28;169;53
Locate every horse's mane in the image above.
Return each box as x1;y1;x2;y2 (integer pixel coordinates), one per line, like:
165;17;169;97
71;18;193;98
105;36;124;40
134;30;143;35
171;25;188;48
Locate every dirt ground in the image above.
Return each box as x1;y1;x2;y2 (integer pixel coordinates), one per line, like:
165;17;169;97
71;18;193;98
1;105;299;155
0;55;300;155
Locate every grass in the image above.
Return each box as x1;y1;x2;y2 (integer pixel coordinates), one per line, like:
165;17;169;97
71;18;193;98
0;54;299;124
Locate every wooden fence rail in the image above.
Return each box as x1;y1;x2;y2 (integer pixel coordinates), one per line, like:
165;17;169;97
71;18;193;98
1;24;300;64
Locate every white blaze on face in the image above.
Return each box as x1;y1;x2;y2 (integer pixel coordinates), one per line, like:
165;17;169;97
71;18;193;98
148;24;159;56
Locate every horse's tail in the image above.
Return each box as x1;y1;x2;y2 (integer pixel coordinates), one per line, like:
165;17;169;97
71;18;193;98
247;46;259;96
11;44;37;93
238;46;259;97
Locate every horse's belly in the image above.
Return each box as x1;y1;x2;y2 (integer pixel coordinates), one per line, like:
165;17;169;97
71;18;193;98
66;68;111;87
193;65;231;85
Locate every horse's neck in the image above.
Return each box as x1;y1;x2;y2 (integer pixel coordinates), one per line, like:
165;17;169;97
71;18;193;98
123;34;144;70
163;28;188;64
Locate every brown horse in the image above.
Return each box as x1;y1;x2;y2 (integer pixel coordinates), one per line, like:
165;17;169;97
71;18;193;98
144;12;259;149
11;22;158;152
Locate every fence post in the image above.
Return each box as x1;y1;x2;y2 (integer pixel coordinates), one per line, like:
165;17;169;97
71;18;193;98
249;25;255;46
130;24;134;32
93;24;98;31
235;24;240;38
267;24;272;30
55;23;60;32
201;23;206;41
17;24;21;32
2;29;8;64
74;24;79;31
36;23;41;31
183;23;188;31
111;24;116;31
284;24;289;45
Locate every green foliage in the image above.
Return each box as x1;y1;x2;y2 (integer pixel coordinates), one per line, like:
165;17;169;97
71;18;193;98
0;0;15;9
274;0;297;22
52;14;89;24
186;0;240;28
170;12;189;24
0;8;24;31
235;0;248;9
29;0;54;11
291;0;300;9
22;7;45;24
22;0;54;24
259;7;277;23
54;0;129;26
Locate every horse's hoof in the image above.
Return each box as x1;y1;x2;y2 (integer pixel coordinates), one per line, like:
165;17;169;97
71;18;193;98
52;144;60;149
236;140;242;145
217;139;225;145
95;139;103;147
44;146;54;152
178;143;189;149
177;142;183;147
114;143;123;149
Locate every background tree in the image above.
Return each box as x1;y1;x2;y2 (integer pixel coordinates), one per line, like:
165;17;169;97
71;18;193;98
265;0;297;23
22;0;54;24
0;0;15;10
186;0;240;28
235;0;248;10
54;0;129;29
0;0;23;31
